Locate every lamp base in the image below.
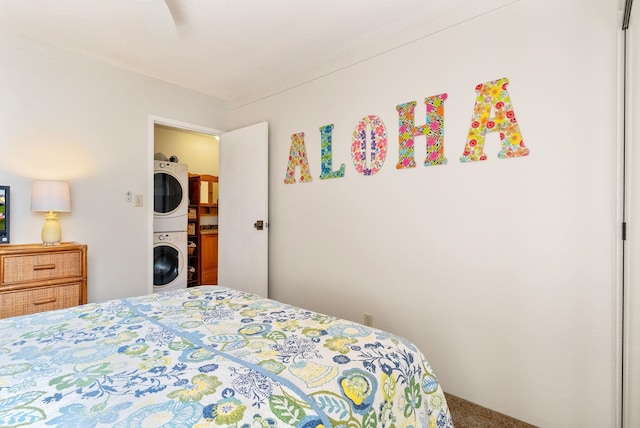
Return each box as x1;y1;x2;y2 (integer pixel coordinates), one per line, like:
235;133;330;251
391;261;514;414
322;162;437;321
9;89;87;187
41;211;62;246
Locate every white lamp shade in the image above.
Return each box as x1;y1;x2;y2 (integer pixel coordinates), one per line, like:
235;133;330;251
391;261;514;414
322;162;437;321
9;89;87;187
31;181;71;212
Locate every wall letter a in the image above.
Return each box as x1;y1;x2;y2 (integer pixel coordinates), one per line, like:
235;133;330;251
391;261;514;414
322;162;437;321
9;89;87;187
284;132;313;184
460;78;529;162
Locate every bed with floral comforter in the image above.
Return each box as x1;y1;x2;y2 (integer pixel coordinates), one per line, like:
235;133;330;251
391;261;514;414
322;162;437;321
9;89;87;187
0;286;453;427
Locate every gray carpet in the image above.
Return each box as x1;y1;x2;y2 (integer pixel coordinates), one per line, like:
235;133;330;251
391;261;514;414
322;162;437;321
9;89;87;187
445;393;537;428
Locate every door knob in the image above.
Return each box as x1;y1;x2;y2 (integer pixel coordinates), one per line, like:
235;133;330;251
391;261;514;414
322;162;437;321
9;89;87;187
254;220;264;230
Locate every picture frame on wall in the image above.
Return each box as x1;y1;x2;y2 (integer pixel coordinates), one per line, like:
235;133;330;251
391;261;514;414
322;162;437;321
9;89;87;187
0;186;10;243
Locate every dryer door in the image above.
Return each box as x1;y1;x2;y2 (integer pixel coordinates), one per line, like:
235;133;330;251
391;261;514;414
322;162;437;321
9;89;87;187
153;243;179;286
154;171;184;215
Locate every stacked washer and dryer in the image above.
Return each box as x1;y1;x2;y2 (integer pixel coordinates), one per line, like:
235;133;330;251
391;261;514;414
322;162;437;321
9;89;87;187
153;160;189;293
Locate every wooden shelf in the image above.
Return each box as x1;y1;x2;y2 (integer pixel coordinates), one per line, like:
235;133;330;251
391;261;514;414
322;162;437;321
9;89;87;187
188;175;219;286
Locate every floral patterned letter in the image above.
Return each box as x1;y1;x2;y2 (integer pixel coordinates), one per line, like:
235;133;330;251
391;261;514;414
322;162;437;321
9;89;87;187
396;94;448;169
460;78;529;162
284;132;313;184
319;124;345;180
351;115;388;176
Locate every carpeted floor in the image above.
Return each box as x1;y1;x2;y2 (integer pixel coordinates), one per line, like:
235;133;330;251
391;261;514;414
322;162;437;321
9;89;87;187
444;393;537;428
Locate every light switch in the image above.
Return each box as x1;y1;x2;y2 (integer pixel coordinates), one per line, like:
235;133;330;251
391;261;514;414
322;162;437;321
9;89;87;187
134;194;143;207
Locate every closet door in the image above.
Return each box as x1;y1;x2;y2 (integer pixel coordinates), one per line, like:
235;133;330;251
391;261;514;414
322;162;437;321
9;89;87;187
625;5;640;425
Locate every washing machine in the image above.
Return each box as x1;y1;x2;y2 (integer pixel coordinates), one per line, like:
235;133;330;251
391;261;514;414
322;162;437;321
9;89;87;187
154;160;188;232
153;231;187;293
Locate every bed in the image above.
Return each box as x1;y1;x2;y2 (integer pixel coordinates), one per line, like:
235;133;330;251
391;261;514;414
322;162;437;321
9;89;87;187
0;286;453;427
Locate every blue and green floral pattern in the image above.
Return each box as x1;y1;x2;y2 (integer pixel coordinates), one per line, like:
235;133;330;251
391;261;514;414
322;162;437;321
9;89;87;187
0;286;453;427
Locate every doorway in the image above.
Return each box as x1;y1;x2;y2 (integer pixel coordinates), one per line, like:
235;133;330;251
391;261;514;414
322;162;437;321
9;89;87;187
149;116;222;290
147;117;270;298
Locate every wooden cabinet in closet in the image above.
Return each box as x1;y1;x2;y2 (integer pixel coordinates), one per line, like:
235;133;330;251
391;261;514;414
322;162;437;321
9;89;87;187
188;175;218;286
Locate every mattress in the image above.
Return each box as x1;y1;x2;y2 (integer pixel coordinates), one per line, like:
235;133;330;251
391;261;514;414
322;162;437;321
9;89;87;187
0;286;453;427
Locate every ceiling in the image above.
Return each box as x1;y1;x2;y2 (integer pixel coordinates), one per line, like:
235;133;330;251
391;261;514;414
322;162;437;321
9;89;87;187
0;0;519;108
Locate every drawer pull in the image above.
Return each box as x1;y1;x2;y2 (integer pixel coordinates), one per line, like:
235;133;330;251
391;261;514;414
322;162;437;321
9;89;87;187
33;264;56;271
33;297;57;305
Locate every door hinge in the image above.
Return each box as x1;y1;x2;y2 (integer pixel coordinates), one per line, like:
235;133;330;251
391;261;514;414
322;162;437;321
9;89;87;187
622;222;627;241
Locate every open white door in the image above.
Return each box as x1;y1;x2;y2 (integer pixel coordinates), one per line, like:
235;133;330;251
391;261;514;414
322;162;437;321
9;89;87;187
218;122;268;296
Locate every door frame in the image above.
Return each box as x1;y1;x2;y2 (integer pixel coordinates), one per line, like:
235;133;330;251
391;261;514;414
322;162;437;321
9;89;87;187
147;115;223;294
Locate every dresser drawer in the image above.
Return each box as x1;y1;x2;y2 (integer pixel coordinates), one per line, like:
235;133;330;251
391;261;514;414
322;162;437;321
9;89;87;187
0;282;81;318
2;250;82;285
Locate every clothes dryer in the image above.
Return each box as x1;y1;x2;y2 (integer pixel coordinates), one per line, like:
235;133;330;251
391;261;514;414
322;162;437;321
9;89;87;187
154;160;188;232
153;231;187;293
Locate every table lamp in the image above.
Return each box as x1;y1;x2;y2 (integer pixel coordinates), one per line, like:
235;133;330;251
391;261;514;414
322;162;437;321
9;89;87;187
31;180;71;246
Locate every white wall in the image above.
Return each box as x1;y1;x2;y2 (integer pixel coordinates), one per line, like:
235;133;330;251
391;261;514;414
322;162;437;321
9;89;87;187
232;0;620;426
154;125;219;176
0;31;229;303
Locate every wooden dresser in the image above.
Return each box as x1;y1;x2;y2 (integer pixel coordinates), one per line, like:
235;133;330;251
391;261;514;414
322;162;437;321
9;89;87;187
0;242;87;319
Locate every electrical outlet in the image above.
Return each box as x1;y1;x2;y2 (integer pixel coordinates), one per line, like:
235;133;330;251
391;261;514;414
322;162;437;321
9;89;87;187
134;194;143;207
364;313;373;327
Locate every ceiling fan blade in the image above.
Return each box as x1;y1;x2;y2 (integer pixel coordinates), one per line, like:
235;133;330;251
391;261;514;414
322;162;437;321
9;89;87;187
164;0;184;27
139;0;178;37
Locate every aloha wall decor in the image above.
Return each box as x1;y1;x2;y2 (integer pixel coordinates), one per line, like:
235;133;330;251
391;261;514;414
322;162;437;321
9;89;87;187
460;78;528;162
352;115;388;176
284;132;313;184
320;124;345;180
284;77;529;184
396;93;448;170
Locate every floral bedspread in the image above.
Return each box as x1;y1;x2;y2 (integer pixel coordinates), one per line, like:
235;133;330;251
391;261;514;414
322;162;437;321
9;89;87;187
0;286;453;427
